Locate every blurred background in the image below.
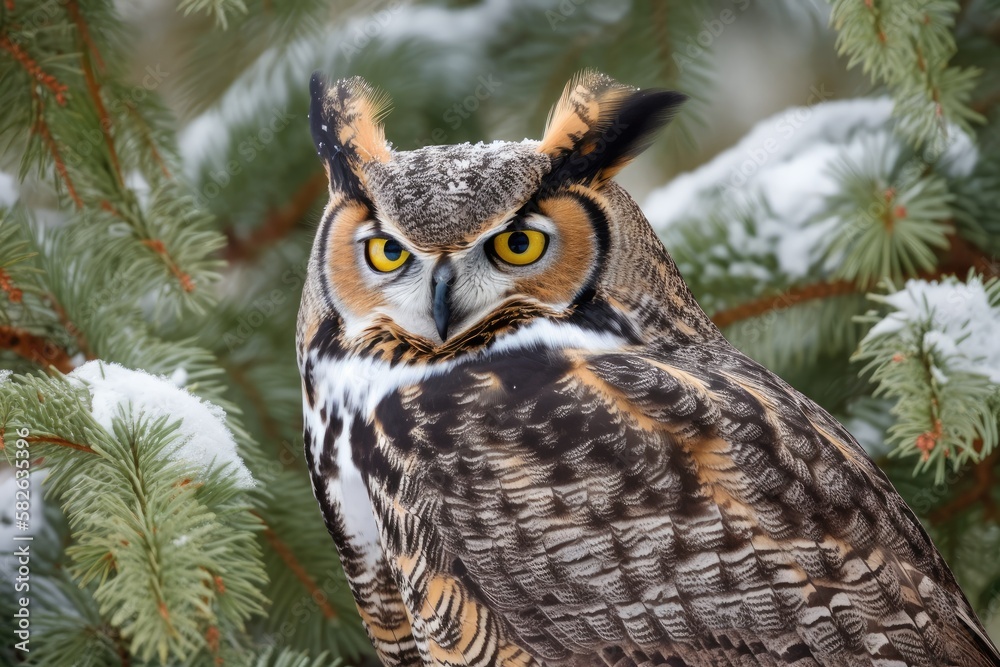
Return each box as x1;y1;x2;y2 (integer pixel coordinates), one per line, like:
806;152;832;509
2;1;1000;665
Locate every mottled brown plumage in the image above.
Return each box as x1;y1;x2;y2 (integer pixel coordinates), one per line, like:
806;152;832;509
297;70;1000;666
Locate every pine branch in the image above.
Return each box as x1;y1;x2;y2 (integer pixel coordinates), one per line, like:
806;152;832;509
711;280;858;328
710;234;999;327
855;272;1000;480
123;98;173;179
252;472;371;659
2;372;268;663
828;0;983;146
141;238;195;293
2;1;221;314
254;647;338;667
24;433;96;455
3;210;235;411
31;93;83;210
178;0;249;31
0;35;68;104
47;292;95;361
65;0;122;189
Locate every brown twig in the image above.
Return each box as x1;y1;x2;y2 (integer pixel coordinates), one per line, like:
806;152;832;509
0;326;75;373
99;199;127;220
112;628;131;667
47;294;95;361
710;235;1000;328
0;35;68;104
945;235;1000;277
929;450;999;525
141;239;194;293
66;0;122;187
31;93;83;209
867;0;887;44
204;625;221;661
257;514;339;619
24;434;96;454
223;171;327;262
0;268;23;303
123;100;172;179
64;0;104;71
711;280;858;328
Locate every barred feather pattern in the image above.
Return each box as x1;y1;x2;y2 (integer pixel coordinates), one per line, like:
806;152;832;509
300;312;1000;666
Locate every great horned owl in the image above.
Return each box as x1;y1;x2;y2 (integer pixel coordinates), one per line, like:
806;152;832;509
296;70;1000;667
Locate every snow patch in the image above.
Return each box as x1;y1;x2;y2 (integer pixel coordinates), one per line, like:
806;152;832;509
930;364;949;386
645;99;896;229
865;277;1000;384
179;113;233;178
643;97;977;281
169;367;188;388
125;171;151;209
70;361;254;488
0;171;18;207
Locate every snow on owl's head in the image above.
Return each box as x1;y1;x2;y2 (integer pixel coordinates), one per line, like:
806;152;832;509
301;70;689;362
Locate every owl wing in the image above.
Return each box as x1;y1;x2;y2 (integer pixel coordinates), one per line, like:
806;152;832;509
365;343;1000;667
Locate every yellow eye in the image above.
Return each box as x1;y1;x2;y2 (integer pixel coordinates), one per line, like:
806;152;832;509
491;230;547;266
366;238;411;272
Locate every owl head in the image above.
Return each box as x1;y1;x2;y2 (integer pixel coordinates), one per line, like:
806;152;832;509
300;70;712;363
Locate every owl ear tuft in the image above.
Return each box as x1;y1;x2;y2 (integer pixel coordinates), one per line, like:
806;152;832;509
538;70;686;189
309;73;392;199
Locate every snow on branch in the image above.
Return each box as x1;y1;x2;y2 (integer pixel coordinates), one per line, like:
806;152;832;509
643;97;977;314
856;274;1000;481
70;360;254;488
866;277;1000;384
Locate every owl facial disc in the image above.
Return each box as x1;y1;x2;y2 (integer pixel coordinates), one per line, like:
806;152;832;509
303;70;687;356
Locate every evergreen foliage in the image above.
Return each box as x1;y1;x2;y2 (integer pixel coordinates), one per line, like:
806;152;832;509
855;273;1000;482
829;0;982;146
2;0;1000;664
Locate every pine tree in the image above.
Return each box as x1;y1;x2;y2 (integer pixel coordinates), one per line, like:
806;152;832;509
1;1;999;665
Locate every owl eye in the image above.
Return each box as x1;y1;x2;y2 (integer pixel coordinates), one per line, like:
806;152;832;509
366;237;411;272
491;230;547;266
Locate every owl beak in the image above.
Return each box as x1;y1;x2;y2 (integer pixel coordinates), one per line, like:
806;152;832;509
432;261;455;341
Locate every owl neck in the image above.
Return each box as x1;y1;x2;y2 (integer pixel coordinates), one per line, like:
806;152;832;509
593;184;720;346
308;287;713;372
326;300;570;366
